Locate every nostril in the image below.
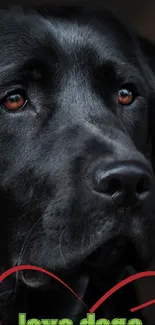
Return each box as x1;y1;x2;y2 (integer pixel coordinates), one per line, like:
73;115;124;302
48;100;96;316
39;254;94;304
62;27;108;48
101;177;122;196
136;177;151;199
92;160;153;207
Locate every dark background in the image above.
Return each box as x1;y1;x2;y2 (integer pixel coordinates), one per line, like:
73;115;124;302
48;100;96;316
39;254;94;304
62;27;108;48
2;0;155;42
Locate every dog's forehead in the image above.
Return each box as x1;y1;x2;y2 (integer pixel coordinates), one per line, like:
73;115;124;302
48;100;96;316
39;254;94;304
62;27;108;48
47;18;109;48
0;12;134;62
0;11;141;81
36;15;136;58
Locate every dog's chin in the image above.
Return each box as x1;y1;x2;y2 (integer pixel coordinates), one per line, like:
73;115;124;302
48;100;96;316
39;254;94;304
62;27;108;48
82;233;153;276
19;211;153;289
20;252;150;290
81;236;127;275
19;238;126;289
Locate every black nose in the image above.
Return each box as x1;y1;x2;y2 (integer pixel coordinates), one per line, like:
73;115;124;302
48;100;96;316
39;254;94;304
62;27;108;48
94;161;152;207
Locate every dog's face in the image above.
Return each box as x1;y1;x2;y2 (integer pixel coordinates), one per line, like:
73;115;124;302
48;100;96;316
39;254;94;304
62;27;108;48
0;8;155;287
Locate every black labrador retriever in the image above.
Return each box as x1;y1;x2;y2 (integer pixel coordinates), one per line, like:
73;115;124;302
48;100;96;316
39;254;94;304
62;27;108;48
1;6;155;324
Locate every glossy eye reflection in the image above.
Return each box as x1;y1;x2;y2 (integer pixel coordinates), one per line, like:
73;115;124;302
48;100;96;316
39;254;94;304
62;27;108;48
118;88;133;105
1;92;27;111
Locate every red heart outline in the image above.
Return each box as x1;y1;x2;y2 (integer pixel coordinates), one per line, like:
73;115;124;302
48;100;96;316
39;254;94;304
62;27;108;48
1;265;155;314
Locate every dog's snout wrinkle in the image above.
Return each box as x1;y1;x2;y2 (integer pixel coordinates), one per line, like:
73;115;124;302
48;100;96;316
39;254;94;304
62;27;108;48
93;160;153;208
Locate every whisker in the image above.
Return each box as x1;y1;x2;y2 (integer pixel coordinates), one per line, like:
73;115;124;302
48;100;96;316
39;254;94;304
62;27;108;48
80;227;87;261
59;228;67;269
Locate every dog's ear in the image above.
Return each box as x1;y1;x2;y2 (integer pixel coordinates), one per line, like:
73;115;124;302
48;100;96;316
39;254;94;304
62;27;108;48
138;36;155;172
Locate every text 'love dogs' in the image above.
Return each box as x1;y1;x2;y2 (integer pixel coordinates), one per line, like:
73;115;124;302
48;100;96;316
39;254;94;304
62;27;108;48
18;313;142;325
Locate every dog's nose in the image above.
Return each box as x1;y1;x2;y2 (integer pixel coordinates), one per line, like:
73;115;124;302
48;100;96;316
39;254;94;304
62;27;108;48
94;161;152;207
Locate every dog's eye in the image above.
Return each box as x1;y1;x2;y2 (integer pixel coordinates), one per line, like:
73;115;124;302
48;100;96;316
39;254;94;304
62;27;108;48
118;88;133;105
1;91;27;111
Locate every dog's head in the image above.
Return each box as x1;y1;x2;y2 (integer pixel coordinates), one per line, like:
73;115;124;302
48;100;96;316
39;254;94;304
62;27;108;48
0;7;155;287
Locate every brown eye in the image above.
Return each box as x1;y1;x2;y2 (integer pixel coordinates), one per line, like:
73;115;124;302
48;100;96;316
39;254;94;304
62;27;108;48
118;88;133;105
1;92;27;111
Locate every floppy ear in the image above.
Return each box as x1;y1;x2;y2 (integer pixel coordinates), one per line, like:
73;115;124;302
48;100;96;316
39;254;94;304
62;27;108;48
138;36;155;172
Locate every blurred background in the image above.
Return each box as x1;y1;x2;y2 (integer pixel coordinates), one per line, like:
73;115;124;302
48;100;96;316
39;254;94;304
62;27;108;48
2;0;155;42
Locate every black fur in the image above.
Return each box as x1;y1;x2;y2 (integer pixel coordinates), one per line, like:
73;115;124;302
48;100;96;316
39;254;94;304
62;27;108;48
0;7;155;324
